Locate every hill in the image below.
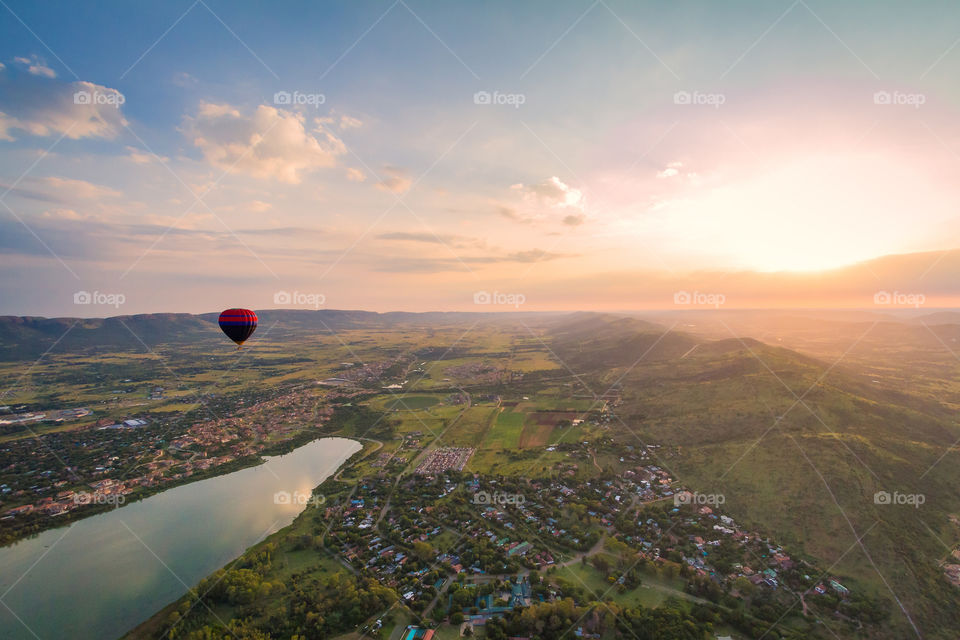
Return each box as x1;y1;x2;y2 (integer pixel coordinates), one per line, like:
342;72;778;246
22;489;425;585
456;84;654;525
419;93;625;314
546;313;960;637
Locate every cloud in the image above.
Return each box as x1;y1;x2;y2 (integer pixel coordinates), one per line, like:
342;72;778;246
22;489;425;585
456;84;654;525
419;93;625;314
0;177;121;203
512;176;584;209
339;115;363;129
13;55;56;78
656;161;697;181
125;146;169;164
37;177;122;200
376;231;484;249
0;181;64;204
377;231;453;244
375;166;412;194
183;102;347;183
498;176;587;225
0;68;127;140
497;205;522;221
370;248;570;273
345;167;366;182
502;249;569;263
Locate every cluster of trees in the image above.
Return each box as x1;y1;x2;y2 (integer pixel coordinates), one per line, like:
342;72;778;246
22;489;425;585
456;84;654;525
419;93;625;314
272;572;396;638
480;598;716;640
163;562;395;640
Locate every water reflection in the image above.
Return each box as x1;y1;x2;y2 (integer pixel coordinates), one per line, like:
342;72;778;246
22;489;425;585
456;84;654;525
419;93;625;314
0;437;360;640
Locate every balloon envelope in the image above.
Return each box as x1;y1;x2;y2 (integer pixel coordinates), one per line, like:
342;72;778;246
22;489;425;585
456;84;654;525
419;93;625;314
218;308;258;345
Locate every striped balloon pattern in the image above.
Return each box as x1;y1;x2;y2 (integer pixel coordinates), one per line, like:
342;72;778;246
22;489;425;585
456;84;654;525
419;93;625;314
218;308;258;346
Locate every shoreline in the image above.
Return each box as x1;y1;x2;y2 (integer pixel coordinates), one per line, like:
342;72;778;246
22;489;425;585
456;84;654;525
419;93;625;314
0;427;354;549
120;434;379;640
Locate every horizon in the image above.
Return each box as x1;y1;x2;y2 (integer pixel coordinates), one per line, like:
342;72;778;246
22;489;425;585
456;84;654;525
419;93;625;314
10;304;959;322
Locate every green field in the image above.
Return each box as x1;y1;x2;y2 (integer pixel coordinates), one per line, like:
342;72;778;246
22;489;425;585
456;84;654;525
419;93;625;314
486;408;525;449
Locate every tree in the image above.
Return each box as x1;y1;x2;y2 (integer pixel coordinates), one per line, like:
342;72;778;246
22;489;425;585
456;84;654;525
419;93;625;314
413;541;434;562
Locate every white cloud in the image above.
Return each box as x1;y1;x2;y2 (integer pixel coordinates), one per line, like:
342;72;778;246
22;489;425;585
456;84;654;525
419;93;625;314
13;55;56;78
0;70;127;140
501;176;587;225
656;161;685;179
511;176;584;210
183;102;347;183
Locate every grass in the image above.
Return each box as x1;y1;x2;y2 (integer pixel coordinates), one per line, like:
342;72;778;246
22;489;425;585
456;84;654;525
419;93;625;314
486;408;525;449
379;395;443;411
559;563;674;609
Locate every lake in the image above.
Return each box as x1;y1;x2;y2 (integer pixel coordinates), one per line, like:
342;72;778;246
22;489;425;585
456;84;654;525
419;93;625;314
0;437;361;640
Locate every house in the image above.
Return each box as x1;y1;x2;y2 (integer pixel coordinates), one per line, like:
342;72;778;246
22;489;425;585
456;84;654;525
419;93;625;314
828;579;849;596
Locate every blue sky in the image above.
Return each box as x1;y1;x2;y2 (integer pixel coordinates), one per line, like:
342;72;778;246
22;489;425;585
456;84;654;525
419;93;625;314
3;0;960;315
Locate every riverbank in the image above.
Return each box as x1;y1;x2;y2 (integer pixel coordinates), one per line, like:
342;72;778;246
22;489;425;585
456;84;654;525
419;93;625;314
0;437;363;640
0;425;345;549
121;435;381;640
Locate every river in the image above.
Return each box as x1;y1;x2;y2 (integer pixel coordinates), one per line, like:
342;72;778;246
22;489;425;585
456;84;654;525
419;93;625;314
0;436;361;640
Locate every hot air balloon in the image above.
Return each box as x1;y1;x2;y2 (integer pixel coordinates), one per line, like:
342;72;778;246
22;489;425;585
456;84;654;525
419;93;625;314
218;308;258;348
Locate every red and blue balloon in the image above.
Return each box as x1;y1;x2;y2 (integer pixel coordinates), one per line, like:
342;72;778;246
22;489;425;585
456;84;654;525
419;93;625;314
218;308;258;347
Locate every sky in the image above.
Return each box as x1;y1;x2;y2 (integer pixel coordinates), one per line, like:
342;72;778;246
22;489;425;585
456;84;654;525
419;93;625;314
3;0;960;316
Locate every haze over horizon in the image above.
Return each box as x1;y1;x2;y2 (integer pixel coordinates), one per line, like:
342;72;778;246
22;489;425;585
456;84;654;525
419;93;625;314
3;1;960;315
